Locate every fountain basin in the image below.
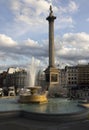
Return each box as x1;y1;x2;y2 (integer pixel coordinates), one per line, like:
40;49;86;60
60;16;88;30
19;86;48;104
19;95;48;104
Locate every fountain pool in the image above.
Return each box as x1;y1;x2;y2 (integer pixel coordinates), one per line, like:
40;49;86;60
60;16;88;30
0;97;89;122
21;98;86;114
0;97;85;113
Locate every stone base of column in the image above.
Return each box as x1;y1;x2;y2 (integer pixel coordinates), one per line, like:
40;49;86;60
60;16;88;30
44;66;59;90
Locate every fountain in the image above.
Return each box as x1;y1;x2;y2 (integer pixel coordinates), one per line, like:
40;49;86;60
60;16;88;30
19;57;48;104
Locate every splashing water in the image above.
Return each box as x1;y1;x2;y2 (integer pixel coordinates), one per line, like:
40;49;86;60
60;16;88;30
27;57;40;87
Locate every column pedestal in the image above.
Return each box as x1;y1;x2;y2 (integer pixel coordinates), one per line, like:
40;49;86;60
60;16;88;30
45;66;59;90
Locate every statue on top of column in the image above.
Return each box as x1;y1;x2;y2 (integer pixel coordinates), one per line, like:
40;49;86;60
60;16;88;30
49;5;53;16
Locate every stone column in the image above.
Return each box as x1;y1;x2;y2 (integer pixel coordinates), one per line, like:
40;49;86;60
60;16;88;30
46;5;56;67
45;6;59;89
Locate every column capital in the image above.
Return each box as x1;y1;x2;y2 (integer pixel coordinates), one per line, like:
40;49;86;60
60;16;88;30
46;5;56;21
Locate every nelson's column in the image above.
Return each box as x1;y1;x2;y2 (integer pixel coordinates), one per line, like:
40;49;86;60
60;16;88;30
45;6;59;91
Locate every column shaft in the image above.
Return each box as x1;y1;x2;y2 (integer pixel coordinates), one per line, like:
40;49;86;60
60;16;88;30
49;21;54;67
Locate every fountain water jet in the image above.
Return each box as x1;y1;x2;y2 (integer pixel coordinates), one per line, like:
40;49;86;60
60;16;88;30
19;57;48;104
27;57;40;87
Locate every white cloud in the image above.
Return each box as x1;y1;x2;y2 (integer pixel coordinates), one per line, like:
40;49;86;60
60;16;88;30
0;0;78;40
63;32;89;48
9;0;77;38
24;39;39;47
10;0;50;24
0;34;48;68
56;32;89;65
59;1;78;14
68;1;78;12
0;34;17;47
0;32;89;70
5;0;51;38
55;1;79;30
0;0;88;69
10;1;21;12
60;16;73;23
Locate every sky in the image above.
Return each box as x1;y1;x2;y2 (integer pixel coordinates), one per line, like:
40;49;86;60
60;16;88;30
0;0;89;71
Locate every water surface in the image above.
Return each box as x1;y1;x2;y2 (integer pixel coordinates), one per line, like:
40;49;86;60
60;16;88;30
0;97;85;114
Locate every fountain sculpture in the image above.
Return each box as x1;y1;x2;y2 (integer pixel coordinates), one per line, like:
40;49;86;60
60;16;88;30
19;57;48;104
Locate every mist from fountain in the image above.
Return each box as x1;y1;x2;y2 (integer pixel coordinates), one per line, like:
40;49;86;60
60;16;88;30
27;57;40;87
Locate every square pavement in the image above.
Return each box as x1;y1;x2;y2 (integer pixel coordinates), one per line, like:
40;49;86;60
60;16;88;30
0;117;89;130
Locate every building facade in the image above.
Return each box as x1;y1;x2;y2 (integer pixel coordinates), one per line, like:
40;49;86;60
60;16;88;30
60;64;89;98
77;64;89;89
0;67;46;94
6;68;27;89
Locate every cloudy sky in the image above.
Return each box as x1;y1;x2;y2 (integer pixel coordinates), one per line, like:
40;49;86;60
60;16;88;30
0;0;89;71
